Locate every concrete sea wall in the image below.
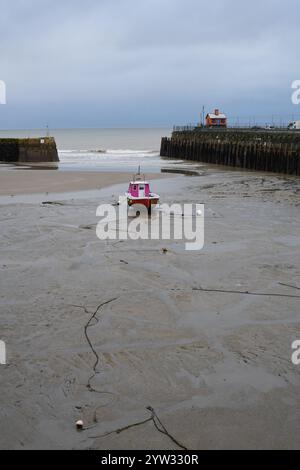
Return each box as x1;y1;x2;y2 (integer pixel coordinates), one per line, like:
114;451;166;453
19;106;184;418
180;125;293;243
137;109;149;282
0;137;59;163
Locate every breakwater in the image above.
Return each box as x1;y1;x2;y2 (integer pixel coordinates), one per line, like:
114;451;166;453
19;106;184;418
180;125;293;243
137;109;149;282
0;137;59;163
160;129;300;175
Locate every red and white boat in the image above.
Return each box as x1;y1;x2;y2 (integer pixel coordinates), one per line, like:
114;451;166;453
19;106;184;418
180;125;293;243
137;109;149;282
125;168;160;215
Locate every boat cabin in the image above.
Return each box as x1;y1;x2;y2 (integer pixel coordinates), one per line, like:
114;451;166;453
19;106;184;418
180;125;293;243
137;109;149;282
128;181;150;198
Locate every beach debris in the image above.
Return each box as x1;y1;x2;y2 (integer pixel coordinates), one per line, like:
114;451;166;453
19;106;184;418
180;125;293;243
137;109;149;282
76;420;84;431
120;259;129;265
197;209;202;216
161;248;168;254
42;201;65;206
79;224;94;230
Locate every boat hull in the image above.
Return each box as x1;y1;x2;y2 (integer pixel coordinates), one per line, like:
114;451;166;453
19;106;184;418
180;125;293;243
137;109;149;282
127;197;159;209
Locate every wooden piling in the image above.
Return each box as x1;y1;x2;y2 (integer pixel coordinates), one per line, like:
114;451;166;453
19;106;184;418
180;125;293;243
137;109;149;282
160;129;300;176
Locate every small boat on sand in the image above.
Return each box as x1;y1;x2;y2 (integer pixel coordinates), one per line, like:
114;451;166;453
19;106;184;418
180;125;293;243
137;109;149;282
125;168;160;215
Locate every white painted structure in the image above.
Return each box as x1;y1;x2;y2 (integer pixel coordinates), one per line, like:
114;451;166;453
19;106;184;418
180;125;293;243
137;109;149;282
288;121;300;130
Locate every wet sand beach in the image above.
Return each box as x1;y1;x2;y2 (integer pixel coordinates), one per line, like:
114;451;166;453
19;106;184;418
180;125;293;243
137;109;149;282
0;166;300;449
0;169;167;196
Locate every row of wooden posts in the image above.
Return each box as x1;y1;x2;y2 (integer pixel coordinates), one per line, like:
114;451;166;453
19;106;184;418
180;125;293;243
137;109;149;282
160;136;300;175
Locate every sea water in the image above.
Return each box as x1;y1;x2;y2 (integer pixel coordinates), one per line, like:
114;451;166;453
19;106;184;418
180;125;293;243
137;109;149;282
0;128;180;173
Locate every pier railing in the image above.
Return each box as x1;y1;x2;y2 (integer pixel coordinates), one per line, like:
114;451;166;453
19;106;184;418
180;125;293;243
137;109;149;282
173;125;297;133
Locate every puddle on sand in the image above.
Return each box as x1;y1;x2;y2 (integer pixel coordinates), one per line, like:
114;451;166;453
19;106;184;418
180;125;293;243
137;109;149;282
0;176;182;206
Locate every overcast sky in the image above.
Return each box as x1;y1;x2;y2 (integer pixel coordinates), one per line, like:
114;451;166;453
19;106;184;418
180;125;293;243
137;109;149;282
0;0;299;128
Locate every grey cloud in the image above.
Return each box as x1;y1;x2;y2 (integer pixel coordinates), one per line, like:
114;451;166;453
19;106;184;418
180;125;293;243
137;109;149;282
0;0;299;128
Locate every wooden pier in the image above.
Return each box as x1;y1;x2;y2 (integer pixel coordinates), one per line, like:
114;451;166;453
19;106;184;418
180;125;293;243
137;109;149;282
160;129;300;176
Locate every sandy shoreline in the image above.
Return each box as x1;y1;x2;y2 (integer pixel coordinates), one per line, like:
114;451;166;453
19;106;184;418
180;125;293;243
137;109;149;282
0;167;300;449
0;169;168;196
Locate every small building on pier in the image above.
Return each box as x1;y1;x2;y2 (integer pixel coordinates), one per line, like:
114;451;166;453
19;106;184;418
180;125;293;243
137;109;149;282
206;109;227;128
